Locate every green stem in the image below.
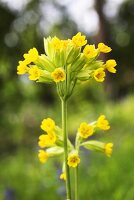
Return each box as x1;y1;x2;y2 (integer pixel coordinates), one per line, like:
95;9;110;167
75;136;79;200
75;166;78;200
62;99;71;200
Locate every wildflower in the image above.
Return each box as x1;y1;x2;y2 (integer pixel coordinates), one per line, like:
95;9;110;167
40;118;55;133
78;122;94;138
60;172;66;181
72;32;87;47
17;61;28;75
38;150;48;163
23;47;39;64
105;59;117;73
98;43;112;53
51;68;65;83
28;66;42;81
104;143;113;157
67;151;80;168
94;68;105;82
51;37;62;50
97;115;110;130
61;40;70;49
83;44;98;59
38;133;56;148
48;131;57;142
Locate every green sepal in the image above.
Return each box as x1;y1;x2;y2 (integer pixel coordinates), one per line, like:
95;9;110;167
38;54;56;72
84;60;104;71
60;49;66;67
55;126;64;147
80;140;105;152
57;81;65;99
67;79;77;98
55;126;62;137
46;146;64;157
77;70;90;81
53;51;61;67
66;47;81;64
44;37;50;56
37;77;53;83
44;37;54;60
71;54;86;72
37;70;53;83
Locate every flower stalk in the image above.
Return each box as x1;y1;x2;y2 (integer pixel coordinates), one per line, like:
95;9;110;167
61;98;71;200
16;32;115;200
75;166;78;200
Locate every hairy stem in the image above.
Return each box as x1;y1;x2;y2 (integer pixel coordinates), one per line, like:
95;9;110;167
62;99;71;200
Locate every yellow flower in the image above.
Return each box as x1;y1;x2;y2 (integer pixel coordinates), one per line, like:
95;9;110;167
48;131;57;142
51;37;70;50
51;37;62;50
67;151;80;168
38;133;56;148
38;150;48;163
17;61;28;75
28;66;42;81
60;172;66;181
104;143;113;157
98;43;112;53
78;122;94;138
94;68;105;82
83;44;98;59
40;118;55;133
61;40;70;49
72;32;87;47
23;47;39;64
105;59;117;73
51;68;65;83
97;115;110;130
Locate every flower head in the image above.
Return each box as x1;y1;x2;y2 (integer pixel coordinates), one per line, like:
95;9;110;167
28;66;42;81
97;115;110;130
23;47;39;64
38;133;56;148
72;32;87;47
83;44;98;59
78;122;94;138
105;59;117;73
51;68;65;83
98;43;112;53
17;61;28;75
104;143;113;157
60;172;66;181
68;151;80;168
61;40;70;49
51;37;62;50
41;118;55;133
94;68;106;82
38;150;48;163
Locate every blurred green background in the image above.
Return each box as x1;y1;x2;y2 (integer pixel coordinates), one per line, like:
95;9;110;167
0;0;134;199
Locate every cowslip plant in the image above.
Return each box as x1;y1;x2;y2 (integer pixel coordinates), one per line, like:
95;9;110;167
17;32;116;200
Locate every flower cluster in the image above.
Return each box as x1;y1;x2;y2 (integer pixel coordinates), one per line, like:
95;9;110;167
67;114;112;170
37;115;113;179
17;32;117;98
38;118;64;163
16;33;115;184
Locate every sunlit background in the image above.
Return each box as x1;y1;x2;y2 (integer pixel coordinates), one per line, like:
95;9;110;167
0;0;134;199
